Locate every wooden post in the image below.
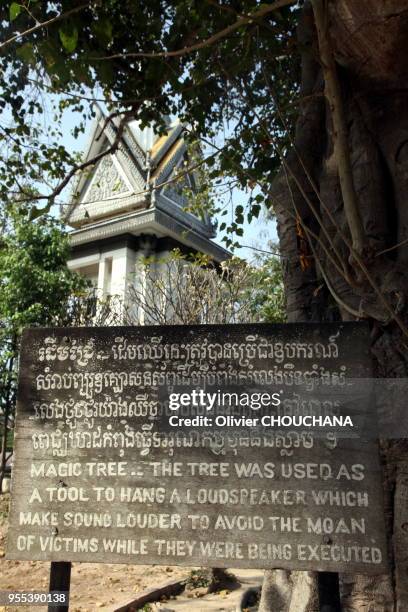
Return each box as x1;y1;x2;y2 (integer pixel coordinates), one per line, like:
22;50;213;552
0;352;14;495
318;572;341;612
48;561;71;612
0;394;11;494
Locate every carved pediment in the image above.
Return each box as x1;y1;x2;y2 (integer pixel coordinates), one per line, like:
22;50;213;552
66;109;214;237
83;155;132;203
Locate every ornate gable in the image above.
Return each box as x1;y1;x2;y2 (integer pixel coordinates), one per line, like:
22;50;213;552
83;155;132;203
65;108;215;239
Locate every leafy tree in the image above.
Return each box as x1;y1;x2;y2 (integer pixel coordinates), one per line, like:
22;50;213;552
114;248;285;325
0;204;89;492
245;248;286;323
0;0;298;217
1;1;408;608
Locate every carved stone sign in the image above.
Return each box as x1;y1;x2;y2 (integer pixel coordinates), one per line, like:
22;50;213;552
7;323;388;573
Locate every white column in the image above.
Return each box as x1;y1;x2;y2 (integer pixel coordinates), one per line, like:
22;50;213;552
97;257;106;298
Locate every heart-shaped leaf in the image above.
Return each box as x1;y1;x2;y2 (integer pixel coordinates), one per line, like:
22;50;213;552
59;25;79;53
10;2;22;21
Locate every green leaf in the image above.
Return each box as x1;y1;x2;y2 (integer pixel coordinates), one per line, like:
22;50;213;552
16;42;35;64
92;18;113;46
252;204;261;218
9;2;21;21
59;25;79;53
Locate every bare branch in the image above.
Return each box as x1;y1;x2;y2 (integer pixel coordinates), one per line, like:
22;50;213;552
18;110;135;205
311;0;365;254
376;237;408;257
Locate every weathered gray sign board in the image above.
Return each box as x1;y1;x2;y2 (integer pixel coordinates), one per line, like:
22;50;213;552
7;323;388;573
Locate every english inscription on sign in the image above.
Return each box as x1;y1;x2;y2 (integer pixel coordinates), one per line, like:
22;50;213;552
7;323;388;573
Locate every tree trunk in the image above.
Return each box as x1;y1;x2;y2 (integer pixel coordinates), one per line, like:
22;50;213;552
260;1;408;610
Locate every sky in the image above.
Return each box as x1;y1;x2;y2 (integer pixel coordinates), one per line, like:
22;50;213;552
59;106;278;263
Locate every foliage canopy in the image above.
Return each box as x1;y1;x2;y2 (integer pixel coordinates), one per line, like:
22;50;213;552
0;205;88;336
0;0;299;238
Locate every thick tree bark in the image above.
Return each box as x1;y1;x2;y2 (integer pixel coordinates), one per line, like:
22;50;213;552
260;1;408;610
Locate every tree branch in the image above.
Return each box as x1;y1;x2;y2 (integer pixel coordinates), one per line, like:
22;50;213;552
19;111;133;207
92;0;296;61
0;3;91;52
311;0;365;254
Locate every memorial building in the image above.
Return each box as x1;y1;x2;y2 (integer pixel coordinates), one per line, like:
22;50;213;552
63;106;229;317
